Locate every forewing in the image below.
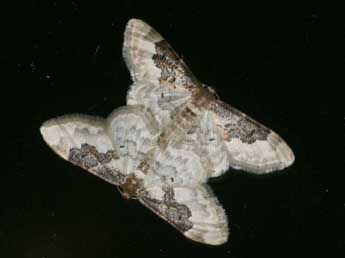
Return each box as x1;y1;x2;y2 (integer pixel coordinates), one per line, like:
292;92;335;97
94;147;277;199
139;185;228;245
207;100;295;174
124;19;200;127
123;18;199;89
40;115;125;185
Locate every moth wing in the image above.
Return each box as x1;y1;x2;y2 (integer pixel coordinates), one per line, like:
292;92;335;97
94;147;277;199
123;18;199;88
106;105;159;174
40;106;159;184
127;80;192;129
40;114;125;185
124;19;200;127
139;185;228;245
192;110;232;177
205;100;295;174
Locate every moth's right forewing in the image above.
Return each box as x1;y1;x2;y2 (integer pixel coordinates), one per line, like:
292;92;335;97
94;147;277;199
208;100;295;174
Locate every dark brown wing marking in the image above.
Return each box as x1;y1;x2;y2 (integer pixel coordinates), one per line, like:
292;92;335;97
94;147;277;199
152;39;200;92
68;143;125;185
211;101;270;144
140;187;193;232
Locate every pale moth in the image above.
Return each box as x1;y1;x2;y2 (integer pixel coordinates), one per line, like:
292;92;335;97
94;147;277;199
41;19;294;245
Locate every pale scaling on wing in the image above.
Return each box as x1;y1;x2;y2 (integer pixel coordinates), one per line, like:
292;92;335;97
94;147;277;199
40;19;295;245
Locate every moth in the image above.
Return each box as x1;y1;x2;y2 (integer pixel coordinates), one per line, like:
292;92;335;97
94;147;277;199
40;19;294;245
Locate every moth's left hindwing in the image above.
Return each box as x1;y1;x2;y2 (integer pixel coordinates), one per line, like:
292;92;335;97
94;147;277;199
106;105;159;174
40;115;125;185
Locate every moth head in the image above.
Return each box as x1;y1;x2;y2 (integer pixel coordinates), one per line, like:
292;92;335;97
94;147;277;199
202;84;219;99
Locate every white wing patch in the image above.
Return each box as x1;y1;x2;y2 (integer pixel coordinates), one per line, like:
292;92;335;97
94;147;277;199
41;115;110;155
127;81;191;129
224;133;295;173
106;106;159;174
197;111;231;177
123;18;163;82
152;143;208;187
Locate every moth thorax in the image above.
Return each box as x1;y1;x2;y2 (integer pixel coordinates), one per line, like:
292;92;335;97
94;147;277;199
194;84;219;103
159;116;194;149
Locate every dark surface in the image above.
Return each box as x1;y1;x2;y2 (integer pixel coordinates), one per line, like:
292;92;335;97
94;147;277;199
3;2;343;258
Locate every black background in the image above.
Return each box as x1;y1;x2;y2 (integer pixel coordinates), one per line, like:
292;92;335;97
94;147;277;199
3;1;343;258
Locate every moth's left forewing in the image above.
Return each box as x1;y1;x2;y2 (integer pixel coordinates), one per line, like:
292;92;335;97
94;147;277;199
123;18;163;82
40;115;125;185
41;115;109;155
139;185;229;245
123;18;199;88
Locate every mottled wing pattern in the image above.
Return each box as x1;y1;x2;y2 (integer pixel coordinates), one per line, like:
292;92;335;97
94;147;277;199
147;140;208;188
40;106;160;185
206;100;295;174
139;185;228;245
123;18;163;83
41;18;296;246
124;19;200;128
40;115;125;185
127;80;191;129
123;18;294;176
106;106;159;175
